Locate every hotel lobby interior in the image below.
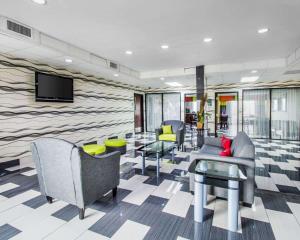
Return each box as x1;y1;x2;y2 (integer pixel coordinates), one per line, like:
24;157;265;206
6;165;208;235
0;0;300;240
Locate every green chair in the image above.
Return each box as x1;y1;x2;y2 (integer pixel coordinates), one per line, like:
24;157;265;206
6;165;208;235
104;139;127;155
82;144;106;156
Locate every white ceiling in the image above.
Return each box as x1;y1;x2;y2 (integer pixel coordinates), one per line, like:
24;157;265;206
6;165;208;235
0;0;300;88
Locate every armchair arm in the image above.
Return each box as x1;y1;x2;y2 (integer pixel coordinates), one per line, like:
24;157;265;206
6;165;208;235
79;150;120;205
155;128;163;140
176;126;185;146
204;137;222;148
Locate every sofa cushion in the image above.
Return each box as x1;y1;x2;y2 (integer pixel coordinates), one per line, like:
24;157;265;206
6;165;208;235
162;125;172;134
199;144;223;155
231;132;255;159
159;134;176;142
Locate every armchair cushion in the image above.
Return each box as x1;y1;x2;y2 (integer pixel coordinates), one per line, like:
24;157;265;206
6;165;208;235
83;144;106;156
162;125;172;134
104;139;126;147
159;134;176;142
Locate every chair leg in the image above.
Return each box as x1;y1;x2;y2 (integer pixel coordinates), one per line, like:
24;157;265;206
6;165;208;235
78;208;85;220
46;196;52;204
112;187;117;198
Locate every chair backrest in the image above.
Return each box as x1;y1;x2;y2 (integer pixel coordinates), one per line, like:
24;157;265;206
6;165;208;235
31;138;83;206
231;132;255;159
162;120;184;133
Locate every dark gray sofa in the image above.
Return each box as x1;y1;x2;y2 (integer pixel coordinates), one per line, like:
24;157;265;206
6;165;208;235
31;138;120;219
189;131;255;205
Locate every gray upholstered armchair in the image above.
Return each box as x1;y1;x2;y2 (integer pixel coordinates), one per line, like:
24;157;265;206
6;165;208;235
31;138;120;219
155;120;185;149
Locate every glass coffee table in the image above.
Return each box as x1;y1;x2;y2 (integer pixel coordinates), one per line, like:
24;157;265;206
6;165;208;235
137;141;176;178
193;160;247;232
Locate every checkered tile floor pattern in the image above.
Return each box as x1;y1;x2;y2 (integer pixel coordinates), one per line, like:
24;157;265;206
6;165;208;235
0;132;300;240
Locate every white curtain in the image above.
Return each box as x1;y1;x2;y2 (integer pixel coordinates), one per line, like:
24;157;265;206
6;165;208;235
243;90;270;138
271;88;300;140
146;94;162;132
163;93;181;121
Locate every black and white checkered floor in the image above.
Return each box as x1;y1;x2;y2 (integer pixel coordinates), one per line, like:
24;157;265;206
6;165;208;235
0;132;299;240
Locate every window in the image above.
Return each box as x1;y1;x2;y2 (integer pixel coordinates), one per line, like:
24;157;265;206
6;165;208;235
272;92;287;112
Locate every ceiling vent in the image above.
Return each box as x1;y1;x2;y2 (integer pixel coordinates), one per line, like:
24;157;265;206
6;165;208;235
6;20;32;38
109;61;119;70
284;70;300;75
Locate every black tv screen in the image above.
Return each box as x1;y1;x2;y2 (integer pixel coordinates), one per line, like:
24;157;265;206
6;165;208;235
35;72;73;102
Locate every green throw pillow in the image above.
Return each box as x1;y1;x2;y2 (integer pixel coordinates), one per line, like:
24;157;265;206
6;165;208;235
162;125;172;134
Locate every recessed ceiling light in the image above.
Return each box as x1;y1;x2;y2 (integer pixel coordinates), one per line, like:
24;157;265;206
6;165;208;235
258;28;269;34
125;50;133;55
203;37;213;43
241;76;259;83
32;0;47;5
160;77;165;81
114;73;119;77
251;70;258;74
65;58;72;63
161;45;169;49
165;82;183;87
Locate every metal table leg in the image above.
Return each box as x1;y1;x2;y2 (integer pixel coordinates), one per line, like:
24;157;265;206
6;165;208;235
141;152;145;175
228;180;239;232
156;152;160;178
171;147;175;163
194;174;206;222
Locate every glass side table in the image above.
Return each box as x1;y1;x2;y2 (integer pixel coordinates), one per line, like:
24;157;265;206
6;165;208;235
193;160;247;232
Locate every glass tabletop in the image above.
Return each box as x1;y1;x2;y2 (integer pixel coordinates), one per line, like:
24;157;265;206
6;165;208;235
194;160;247;181
138;141;175;156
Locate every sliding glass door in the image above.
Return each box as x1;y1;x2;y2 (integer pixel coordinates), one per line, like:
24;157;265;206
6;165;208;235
271;88;300;140
163;93;181;121
243;89;270;138
243;88;300;140
146;94;162;132
146;93;181;132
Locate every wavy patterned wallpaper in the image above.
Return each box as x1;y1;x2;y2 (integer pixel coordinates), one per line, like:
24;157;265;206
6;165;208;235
0;55;137;166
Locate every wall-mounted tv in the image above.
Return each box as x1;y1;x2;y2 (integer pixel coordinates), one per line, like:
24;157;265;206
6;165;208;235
35;72;74;102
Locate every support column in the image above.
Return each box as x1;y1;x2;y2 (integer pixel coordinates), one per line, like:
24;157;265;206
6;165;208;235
196;65;205;147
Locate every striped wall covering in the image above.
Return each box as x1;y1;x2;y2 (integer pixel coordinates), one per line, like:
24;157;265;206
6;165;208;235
0;55;137;167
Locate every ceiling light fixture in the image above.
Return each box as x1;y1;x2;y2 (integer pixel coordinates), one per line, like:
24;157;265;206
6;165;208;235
241;76;259;83
258;28;269;34
125;50;133;55
203;37;213;43
32;0;47;5
65;58;73;63
165;82;183;87
160;77;165;81
114;73;119;77
251;70;258;74
161;45;169;49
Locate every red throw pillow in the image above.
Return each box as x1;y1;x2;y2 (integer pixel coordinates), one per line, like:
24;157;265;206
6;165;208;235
220;135;232;157
220;148;232;156
221;135;231;149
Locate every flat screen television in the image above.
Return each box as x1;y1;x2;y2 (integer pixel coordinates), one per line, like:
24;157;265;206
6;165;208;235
35;72;74;102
